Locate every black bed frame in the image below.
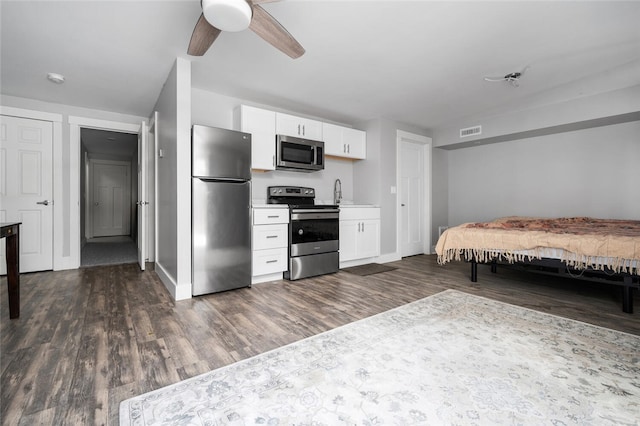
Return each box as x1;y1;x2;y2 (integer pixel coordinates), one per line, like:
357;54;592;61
469;257;639;314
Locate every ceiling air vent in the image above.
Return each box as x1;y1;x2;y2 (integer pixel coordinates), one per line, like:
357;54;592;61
460;125;482;138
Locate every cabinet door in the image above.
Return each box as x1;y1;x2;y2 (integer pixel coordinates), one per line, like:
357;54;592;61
322;122;344;156
357;219;380;258
343;127;366;159
321;123;366;159
240;105;276;170
276;113;322;141
299;117;322;140
339;220;359;262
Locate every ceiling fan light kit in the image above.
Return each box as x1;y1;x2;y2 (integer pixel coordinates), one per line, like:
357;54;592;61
189;0;305;58
202;0;252;32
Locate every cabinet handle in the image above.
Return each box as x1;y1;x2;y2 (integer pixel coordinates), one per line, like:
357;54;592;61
362;222;365;232
298;124;301;135
267;215;280;218
347;144;350;153
358;222;361;232
303;125;305;135
266;260;278;264
266;235;278;239
272;155;275;167
343;143;347;153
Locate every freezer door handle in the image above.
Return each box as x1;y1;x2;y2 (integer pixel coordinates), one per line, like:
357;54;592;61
195;177;248;183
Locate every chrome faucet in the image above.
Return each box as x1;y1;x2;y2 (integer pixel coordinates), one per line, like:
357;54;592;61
334;178;342;204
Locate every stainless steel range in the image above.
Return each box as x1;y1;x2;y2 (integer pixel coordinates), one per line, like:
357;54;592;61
267;186;339;280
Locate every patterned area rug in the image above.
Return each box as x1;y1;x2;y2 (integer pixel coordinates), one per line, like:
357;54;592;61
120;290;640;425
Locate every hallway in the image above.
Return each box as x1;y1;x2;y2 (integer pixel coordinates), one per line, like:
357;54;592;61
81;236;137;267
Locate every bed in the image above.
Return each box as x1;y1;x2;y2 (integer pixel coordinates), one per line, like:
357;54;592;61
435;217;640;313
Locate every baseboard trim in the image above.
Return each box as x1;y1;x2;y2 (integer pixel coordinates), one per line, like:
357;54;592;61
155;262;192;301
377;252;402;264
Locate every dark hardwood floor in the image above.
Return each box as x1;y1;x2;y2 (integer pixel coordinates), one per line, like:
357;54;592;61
2;255;638;425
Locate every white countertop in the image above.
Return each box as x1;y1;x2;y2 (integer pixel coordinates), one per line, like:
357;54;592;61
337;204;379;208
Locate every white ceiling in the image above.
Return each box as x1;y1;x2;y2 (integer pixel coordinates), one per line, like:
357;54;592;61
2;0;639;131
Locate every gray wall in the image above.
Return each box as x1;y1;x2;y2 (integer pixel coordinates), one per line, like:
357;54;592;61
354;118;432;257
153;58;192;299
154;61;180;281
153;57;194;299
431;147;448;244
192;88;431;258
191;87;355;204
445;121;640;225
0;94;145;268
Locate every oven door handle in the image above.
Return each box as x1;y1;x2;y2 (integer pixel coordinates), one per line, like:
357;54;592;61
291;211;340;220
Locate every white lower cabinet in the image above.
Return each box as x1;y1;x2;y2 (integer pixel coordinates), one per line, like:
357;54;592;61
339;207;380;263
252;208;289;282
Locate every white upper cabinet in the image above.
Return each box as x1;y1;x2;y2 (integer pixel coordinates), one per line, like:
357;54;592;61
237;105;276;171
237;105;367;168
275;112;323;141
322;122;366;160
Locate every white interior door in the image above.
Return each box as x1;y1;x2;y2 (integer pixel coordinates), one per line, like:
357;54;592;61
137;121;147;270
400;140;425;257
0;115;54;273
91;160;131;237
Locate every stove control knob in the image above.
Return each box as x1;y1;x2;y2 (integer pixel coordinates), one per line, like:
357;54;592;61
298;229;304;235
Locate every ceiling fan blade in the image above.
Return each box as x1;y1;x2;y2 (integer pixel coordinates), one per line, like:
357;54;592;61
250;0;280;4
188;13;222;56
249;4;305;59
483;76;507;82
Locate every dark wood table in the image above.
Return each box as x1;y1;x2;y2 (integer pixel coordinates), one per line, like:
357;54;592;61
1;222;21;319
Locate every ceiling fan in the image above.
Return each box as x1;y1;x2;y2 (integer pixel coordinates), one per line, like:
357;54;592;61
484;67;529;87
187;0;305;59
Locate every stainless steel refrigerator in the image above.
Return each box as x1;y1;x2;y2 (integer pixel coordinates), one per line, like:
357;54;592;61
192;125;252;295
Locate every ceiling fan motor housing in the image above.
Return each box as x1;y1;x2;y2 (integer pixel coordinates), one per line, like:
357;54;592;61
202;0;253;32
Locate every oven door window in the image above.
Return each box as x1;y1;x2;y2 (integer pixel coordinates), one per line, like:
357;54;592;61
281;142;314;165
291;218;338;244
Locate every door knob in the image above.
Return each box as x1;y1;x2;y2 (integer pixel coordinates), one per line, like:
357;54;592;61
94;202;99;206
401;203;406;206
36;200;51;206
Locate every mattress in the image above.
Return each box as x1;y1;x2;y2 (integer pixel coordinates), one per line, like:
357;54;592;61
435;217;640;275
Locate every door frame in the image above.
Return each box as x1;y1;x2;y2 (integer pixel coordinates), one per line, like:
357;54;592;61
69;116;141;268
0;106;64;269
395;130;432;256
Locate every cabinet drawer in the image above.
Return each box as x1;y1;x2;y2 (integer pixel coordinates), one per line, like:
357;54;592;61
253;208;289;225
253;247;288;276
253;224;288;250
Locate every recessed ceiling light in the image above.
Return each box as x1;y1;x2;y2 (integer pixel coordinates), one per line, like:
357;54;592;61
47;72;65;84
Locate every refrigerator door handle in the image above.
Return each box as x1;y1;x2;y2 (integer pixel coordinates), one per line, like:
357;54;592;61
196;177;249;183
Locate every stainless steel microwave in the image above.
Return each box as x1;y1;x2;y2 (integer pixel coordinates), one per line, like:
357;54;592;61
276;134;324;172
